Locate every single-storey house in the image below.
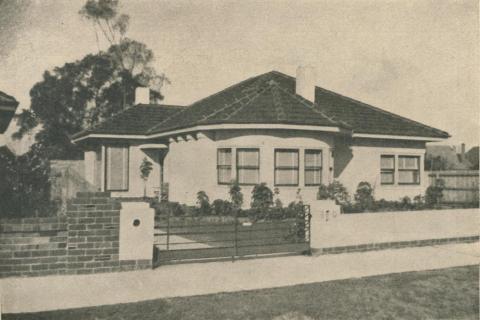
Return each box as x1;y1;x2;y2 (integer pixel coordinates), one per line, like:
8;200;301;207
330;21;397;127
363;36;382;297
72;67;449;206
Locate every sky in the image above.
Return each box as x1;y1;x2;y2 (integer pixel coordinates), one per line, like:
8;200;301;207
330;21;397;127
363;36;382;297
0;0;478;148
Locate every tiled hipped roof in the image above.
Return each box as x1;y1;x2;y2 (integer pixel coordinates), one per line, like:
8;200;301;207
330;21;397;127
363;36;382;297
73;104;185;137
73;71;449;140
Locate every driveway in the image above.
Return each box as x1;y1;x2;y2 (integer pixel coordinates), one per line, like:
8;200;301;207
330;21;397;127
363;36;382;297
1;242;479;314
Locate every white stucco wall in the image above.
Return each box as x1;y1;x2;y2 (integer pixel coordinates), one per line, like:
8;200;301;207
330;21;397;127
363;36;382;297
164;130;335;206
85;132;430;204
335;138;427;201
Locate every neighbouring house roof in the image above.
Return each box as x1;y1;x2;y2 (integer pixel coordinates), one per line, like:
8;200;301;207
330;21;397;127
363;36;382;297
73;104;185;138
426;145;472;170
0;90;19;134
73;71;449;141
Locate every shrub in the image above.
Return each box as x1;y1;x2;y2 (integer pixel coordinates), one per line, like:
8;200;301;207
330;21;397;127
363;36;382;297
154;201;185;216
229;180;243;209
196;191;211;215
317;184;330;200
317;181;350;206
251;183;274;210
212;199;233;216
273;187;283;208
354;181;375;211
425;179;445;207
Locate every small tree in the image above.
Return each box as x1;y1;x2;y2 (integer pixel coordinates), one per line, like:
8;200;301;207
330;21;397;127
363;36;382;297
229;180;243;210
196;191;211;215
140;157;153;198
251;183;273;210
354;181;375;212
425;179;445;208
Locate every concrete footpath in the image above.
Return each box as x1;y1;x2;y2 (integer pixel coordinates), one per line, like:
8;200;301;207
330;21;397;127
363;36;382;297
1;243;479;314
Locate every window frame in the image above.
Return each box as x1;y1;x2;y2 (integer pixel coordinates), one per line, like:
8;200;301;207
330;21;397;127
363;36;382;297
274;149;300;186
398;155;421;185
236;148;260;186
380;154;395;185
304;149;323;187
217;148;233;185
105;145;129;192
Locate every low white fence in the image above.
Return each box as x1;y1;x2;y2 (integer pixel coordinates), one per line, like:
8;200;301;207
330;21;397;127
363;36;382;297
309;203;479;249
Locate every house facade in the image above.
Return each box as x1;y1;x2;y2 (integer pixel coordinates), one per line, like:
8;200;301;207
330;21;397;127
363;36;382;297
72;68;449;206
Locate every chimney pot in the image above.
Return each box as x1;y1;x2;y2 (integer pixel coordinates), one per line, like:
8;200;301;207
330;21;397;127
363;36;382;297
135;87;150;105
296;66;317;103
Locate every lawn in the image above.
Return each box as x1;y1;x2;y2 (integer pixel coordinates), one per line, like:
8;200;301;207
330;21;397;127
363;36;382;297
5;265;478;320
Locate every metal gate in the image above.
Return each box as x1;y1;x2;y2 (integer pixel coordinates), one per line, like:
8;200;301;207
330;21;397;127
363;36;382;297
153;205;311;266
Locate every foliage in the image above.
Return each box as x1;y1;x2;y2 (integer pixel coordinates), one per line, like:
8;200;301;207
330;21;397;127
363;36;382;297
424;154;449;171
0;145;56;218
229;180;243;209
15;0;167;159
139;157;153;198
316;181;350;206
273;188;283;208
251;183;274;210
354;181;375;211
425;179;445;207
212;199;233;216
196;191;211;215
140;157;153;181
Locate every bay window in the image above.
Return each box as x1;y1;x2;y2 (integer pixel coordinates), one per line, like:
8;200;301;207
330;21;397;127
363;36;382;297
217;148;232;184
105;146;129;191
304;150;322;186
236;148;260;185
274;149;299;186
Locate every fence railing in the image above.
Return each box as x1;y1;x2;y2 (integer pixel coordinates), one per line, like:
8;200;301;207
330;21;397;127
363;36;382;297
153;205;312;265
428;170;479;205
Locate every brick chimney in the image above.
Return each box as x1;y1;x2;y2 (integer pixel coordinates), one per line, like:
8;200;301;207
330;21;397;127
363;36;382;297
296;66;317;103
135;87;150;105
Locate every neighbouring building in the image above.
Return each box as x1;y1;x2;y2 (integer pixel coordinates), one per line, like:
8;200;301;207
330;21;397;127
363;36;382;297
0;90;19;147
72;68;450;205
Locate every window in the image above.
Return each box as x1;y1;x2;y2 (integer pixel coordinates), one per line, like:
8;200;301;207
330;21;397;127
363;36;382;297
274;149;299;186
236;148;260;185
398;156;420;185
217;148;232;184
304;150;322;186
380;155;395;185
105;146;129;191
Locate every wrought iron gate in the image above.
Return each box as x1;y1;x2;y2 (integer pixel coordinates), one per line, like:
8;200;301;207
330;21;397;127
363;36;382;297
153;205;311;266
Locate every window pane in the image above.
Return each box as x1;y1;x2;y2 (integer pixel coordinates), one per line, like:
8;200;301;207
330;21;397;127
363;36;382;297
106;146;128;190
238;168;259;184
275;150;298;167
305;169;322;185
381;156;394;169
305;150;322;167
237;149;259;167
399;170;420;184
218;168;231;184
275;169;298;185
381;172;394;184
399;156;419;169
218;149;231;166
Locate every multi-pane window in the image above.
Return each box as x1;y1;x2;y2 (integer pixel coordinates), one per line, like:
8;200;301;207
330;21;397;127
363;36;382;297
380;155;395;185
217;148;232;184
274;149;299;186
398;156;420;185
105;146;129;191
304;150;322;186
236;148;260;185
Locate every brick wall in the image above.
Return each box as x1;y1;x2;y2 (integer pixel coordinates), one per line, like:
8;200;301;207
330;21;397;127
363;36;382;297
0;192;152;278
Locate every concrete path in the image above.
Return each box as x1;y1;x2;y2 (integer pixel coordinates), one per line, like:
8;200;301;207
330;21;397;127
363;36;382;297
1;243;479;314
